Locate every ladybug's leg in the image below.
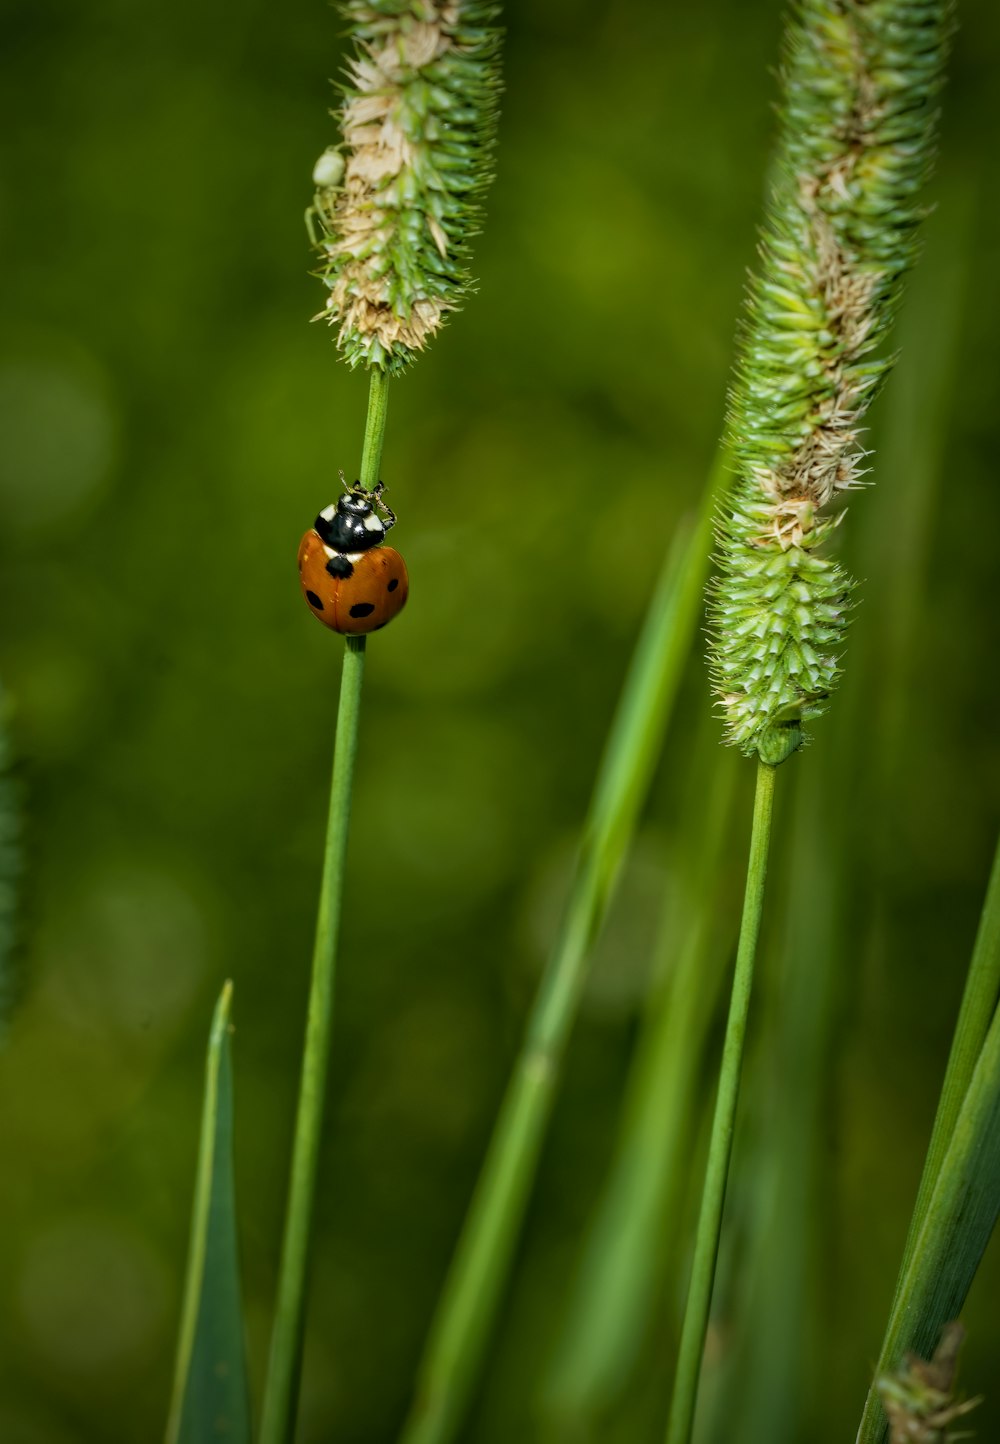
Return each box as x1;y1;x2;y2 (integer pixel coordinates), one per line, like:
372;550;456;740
372;482;397;531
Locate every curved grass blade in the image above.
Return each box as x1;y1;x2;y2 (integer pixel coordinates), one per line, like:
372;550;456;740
166;981;251;1444
541;749;740;1427
0;681;23;1039
399;446;732;1444
856;843;1000;1443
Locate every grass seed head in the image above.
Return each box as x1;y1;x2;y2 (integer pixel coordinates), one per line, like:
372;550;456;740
312;0;502;373
710;0;951;761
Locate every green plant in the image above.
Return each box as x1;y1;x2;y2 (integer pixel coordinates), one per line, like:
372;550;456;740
166;983;250;1444
312;0;501;373
876;1322;981;1444
668;4;951;1441
399;450;731;1444
0;681;21;1039
258;6;502;1442
857;832;1000;1443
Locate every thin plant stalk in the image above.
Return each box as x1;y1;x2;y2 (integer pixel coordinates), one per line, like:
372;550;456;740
259;369;388;1444
399;449;732;1444
699;760;841;1444
359;367;390;490
665;758;777;1444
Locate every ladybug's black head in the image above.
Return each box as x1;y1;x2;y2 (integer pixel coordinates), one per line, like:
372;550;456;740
338;491;372;517
314;489;385;554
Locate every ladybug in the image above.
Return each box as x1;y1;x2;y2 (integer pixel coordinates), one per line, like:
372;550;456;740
298;479;409;635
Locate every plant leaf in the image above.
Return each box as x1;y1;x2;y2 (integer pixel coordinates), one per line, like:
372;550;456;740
856;857;1000;1443
0;681;23;1040
166;982;252;1444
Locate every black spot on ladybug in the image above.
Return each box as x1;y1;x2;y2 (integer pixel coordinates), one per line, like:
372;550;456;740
326;554;354;579
305;590;324;610
349;602;376;619
387;577;399;592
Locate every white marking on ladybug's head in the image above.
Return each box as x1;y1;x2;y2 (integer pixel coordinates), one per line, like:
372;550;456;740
322;544;336;559
362;512;384;533
319;503;336;521
346;551;364;563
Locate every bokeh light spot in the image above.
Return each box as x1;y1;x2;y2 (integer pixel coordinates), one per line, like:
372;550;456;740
0;338;117;535
17;1217;168;1376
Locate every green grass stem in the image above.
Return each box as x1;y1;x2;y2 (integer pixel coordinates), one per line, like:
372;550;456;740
856;827;1000;1444
260;370;387;1444
398;450;732;1444
360;367;389;490
703;760;842;1444
665;758;776;1444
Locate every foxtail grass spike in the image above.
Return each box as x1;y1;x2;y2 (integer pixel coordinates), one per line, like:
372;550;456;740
711;0;951;763
312;0;502;373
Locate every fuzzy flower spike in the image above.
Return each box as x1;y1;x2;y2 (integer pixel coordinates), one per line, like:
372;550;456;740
312;0;501;373
711;0;950;765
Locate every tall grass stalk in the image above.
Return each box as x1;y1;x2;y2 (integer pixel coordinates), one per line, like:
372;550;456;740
675;5;950;1438
259;371;387;1444
277;5;500;1435
399;450;731;1444
701;760;842;1444
664;760;776;1444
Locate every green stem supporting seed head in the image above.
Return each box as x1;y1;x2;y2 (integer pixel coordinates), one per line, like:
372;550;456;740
711;0;951;762
313;0;502;373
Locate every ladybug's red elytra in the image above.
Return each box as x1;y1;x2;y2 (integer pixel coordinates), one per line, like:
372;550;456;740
298;480;409;635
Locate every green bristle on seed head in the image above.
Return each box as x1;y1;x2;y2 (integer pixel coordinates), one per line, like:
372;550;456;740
312;0;502;374
710;0;951;762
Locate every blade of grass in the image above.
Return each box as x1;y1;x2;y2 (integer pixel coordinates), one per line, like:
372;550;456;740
856;828;1000;1444
541;747;740;1428
664;758;777;1444
165;981;251;1444
890;812;1000;1291
259;368;387;1444
399;447;732;1444
894;831;998;1259
0;681;22;1040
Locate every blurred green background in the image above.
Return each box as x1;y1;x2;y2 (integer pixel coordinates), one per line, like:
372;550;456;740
2;0;1000;1440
